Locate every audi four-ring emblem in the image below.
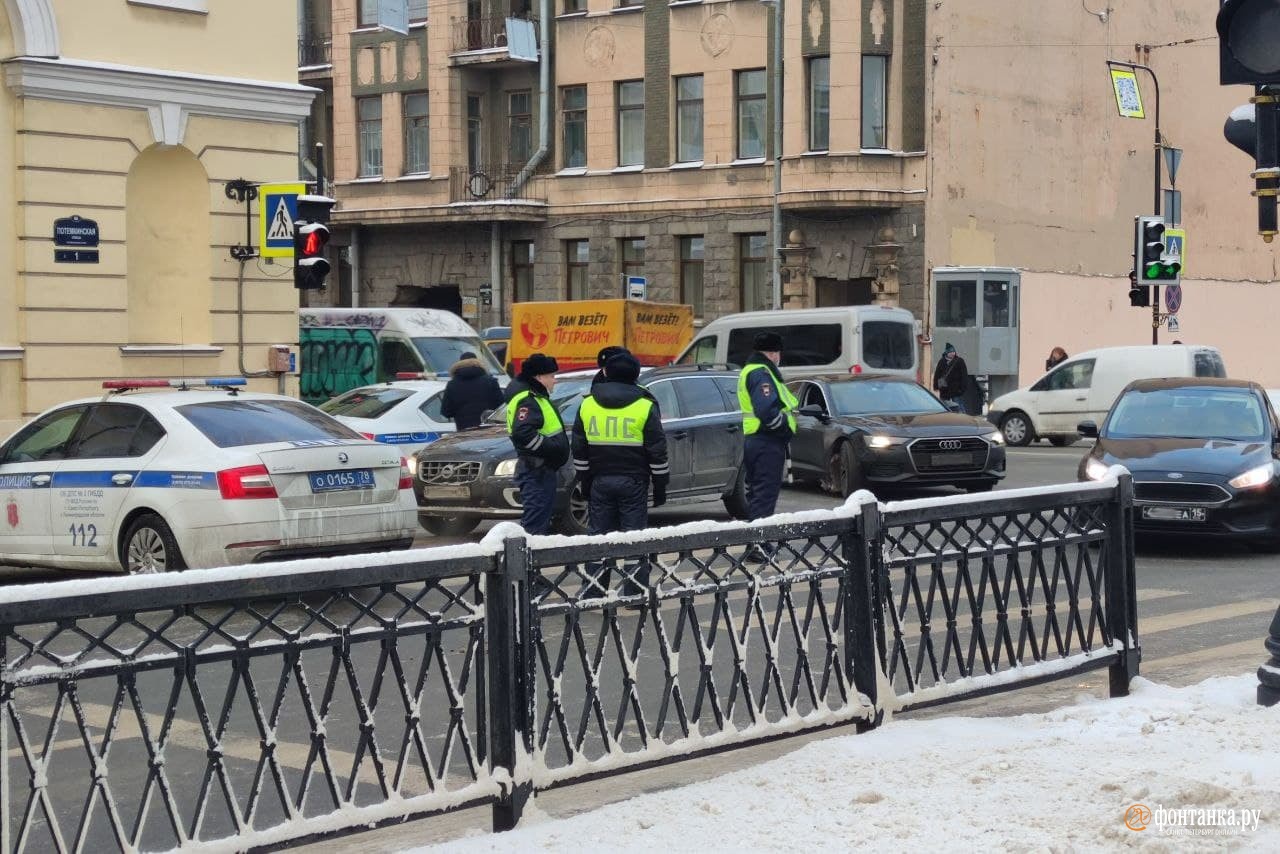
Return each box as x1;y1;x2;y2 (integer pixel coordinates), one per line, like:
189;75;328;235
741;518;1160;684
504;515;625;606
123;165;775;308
938;439;963;451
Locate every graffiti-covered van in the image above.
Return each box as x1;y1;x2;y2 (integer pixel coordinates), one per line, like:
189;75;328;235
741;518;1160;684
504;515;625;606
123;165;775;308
299;308;502;404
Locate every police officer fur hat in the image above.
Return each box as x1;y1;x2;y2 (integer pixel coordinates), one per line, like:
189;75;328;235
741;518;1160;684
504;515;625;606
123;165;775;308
604;351;642;384
753;331;784;352
596;345;631;368
520;353;559;378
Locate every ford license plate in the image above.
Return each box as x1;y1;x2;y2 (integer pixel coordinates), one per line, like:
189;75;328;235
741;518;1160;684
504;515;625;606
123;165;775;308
931;452;972;467
309;468;375;493
1141;505;1206;522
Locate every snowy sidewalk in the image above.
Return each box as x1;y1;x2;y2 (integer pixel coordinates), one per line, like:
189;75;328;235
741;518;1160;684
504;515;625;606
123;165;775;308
413;676;1279;852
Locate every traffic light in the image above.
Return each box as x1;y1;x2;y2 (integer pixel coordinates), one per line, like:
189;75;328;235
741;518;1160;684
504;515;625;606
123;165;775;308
1134;215;1180;284
293;194;335;290
1127;270;1149;307
1217;0;1280;86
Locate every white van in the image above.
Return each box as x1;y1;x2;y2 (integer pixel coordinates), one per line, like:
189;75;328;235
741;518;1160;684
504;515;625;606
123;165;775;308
674;306;919;380
299;308;502;404
988;344;1228;446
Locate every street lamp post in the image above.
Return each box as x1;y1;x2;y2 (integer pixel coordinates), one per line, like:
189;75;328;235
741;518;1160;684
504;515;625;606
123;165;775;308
1107;59;1162;345
762;0;783;309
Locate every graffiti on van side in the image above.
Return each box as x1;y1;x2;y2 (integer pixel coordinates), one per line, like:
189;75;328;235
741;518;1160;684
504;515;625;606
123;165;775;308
299;327;378;404
299;311;390;331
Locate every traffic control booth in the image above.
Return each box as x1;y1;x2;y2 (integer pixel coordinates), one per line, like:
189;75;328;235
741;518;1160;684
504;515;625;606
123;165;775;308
930;267;1022;408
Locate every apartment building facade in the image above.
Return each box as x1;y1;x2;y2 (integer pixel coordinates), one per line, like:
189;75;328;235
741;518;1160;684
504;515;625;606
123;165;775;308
310;0;929;328
0;0;314;434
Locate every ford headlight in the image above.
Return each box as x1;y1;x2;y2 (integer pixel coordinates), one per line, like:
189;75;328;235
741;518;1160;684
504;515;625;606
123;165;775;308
494;459;517;477
1084;458;1109;481
1229;463;1274;490
867;435;907;449
985;431;1005;446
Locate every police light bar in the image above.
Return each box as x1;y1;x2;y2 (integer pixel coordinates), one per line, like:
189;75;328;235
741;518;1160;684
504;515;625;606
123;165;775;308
394;372;444;380
102;377;249;390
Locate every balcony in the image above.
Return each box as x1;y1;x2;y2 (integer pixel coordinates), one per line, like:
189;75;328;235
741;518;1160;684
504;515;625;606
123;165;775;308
449;15;539;67
298;34;332;70
448;164;547;219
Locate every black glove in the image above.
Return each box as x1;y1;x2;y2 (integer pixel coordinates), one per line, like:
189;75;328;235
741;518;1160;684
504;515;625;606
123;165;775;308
651;474;668;508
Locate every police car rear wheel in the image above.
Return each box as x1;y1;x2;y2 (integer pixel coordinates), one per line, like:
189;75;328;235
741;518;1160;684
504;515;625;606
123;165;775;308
122;514;186;574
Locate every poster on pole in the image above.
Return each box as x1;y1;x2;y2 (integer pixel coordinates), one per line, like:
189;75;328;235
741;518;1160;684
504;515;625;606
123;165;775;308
1109;68;1145;119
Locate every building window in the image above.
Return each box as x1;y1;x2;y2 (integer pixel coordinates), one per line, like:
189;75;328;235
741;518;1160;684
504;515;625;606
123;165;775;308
808;56;830;152
403;93;429;174
566;239;590;299
740;233;769;312
409;0;427;22
508;90;533;165
564;0;585;11
861;55;888;150
620;237;645;286
675;75;703;163
512;241;535;303
679;236;705;316
617;80;645;167
357;96;383;178
736;69;766;160
361;0;426;25
561;86;587;169
467;94;484;171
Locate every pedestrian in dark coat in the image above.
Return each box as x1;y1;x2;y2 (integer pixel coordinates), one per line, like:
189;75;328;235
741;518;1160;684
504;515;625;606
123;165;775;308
1045;347;1069;372
440;352;503;430
506;354;570;535
932;343;972;413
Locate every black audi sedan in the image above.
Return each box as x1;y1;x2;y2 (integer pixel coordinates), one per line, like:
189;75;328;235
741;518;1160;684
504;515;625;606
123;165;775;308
411;366;749;536
1078;378;1280;545
788;375;1007;496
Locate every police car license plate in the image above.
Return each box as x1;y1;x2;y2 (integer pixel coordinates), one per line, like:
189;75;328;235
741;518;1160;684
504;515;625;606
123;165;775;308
1141;505;1206;522
309;468;375;493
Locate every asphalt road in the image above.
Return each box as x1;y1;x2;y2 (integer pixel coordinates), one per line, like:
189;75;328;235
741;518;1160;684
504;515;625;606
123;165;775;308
3;441;1276;850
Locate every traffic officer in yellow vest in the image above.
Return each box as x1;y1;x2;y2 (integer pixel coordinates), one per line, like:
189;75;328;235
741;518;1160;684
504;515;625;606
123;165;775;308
738;331;798;528
506;353;570;534
572;351;669;536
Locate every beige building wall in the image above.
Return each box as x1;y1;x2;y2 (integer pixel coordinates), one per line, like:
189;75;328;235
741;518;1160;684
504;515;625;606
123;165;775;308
926;0;1280;387
0;0;315;435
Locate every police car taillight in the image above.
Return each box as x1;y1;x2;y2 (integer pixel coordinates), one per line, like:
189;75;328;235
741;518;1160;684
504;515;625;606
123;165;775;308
398;457;412;490
217;465;278;499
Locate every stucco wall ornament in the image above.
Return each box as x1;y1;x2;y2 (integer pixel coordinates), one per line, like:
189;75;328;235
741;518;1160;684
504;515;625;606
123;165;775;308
584;26;615;69
700;12;734;58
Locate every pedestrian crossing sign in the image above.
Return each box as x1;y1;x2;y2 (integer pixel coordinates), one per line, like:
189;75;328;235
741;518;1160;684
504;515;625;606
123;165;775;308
258;183;306;258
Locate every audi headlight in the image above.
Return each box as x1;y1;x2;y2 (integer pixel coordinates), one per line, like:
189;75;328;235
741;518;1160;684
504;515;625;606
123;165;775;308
867;435;908;449
1229;463;1274;490
985;431;1005;446
494;459;518;477
1084;458;1109;481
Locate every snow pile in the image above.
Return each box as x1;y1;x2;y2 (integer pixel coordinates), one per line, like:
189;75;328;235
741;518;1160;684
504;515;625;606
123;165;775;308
415;675;1279;852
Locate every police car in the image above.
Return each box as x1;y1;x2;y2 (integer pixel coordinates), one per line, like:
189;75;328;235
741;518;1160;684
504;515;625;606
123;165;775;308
319;376;453;465
0;378;417;574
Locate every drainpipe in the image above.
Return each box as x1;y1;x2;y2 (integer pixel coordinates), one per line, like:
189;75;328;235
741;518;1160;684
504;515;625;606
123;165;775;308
491;222;502;325
510;0;552;195
349;227;360;308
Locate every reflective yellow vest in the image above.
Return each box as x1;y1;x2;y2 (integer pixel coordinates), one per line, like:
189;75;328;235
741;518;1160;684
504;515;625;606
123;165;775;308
506;390;564;437
737;363;798;435
578;396;653;446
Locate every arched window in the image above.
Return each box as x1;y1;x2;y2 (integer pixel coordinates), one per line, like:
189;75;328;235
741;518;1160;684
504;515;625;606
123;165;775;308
126;145;211;344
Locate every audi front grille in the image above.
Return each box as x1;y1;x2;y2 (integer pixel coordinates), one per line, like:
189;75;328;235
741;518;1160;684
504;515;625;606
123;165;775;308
908;436;990;472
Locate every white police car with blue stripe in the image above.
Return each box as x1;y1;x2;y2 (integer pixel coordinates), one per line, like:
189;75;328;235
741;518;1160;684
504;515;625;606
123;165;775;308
0;378;417;573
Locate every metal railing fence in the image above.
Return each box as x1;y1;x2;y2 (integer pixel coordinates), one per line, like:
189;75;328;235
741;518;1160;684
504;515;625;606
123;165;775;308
0;476;1138;851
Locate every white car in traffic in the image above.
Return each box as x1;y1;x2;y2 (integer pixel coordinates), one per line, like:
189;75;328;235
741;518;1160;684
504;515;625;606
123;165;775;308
0;378;417;573
319;378;453;464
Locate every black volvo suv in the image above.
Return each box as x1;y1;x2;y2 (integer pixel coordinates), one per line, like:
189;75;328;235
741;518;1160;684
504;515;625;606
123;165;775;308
412;366;749;535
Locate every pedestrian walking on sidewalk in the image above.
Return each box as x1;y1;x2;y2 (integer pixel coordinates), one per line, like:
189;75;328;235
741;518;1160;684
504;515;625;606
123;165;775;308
933;343;972;413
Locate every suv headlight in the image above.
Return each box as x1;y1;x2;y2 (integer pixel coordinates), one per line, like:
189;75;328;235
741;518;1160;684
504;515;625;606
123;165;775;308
1084;458;1109;481
407;455;418;476
1229;463;1274;490
867;435;908;449
494;459;517;477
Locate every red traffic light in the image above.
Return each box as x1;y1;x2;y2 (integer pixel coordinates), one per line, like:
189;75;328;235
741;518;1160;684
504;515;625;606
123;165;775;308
293;222;331;290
